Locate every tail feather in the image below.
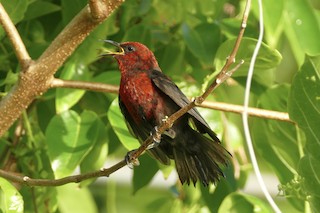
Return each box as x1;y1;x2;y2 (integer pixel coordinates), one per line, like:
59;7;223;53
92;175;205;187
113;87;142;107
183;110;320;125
172;128;230;186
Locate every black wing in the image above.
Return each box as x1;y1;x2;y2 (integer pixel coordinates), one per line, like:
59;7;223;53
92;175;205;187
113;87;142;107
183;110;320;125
118;96;170;165
150;69;220;142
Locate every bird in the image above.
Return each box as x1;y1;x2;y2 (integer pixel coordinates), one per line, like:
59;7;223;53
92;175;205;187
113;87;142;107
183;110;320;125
103;40;230;186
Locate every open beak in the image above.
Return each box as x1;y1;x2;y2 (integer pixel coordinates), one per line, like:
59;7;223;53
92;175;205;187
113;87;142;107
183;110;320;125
100;40;125;56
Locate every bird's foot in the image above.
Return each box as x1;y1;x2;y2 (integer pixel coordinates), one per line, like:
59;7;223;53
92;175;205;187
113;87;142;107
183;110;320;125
147;126;162;150
125;150;140;169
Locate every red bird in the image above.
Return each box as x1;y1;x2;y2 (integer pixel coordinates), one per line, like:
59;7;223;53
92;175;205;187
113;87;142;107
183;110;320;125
104;40;230;186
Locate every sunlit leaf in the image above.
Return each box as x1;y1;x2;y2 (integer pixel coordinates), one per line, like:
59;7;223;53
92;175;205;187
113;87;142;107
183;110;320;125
56;62;89;113
108;98;140;150
218;192;273;213
0;178;24;213
46;110;99;178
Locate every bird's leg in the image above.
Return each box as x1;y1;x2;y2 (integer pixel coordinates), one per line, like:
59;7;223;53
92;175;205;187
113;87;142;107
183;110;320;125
147;126;162;149
125;150;140;169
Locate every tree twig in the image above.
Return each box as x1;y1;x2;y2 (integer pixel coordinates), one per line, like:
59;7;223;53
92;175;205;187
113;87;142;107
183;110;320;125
50;78;293;123
0;3;31;70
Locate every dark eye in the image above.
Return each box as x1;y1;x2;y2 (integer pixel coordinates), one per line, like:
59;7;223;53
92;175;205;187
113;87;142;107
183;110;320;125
126;46;135;52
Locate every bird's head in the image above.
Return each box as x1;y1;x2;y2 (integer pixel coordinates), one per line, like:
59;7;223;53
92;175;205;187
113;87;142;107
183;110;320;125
102;40;160;73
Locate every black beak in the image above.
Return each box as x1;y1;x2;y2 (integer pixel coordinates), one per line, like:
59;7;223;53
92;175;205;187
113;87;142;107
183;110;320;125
100;40;125;56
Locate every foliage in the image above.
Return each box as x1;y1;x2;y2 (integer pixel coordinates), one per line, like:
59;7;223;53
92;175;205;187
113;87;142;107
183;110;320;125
0;0;320;212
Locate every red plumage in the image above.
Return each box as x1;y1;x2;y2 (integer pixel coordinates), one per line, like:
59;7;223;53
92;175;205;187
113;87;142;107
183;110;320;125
106;41;230;186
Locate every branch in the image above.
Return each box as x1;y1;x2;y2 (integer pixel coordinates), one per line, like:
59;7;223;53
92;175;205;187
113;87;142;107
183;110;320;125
0;0;125;137
51;78;293;123
0;160;126;186
0;4;31;70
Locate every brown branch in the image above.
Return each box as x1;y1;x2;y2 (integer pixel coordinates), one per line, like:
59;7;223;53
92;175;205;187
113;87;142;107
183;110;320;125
0;160;126;186
51;78;119;94
0;0;125;137
0;4;31;70
51;78;293;123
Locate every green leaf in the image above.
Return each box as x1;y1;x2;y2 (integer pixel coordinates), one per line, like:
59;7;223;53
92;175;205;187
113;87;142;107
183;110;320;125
214;37;282;87
107;98;140;150
57;184;98;213
56;62;89;113
0;178;24;213
289;55;320;157
252;85;300;183
218;192;273;213
288;55;320;212
46;110;99;178
252;0;284;47
122;24;152;47
1;0;28;23
80;121;109;186
285;0;320;56
61;0;87;25
298;155;320;213
132;154;159;193
24;1;61;20
181;23;212;66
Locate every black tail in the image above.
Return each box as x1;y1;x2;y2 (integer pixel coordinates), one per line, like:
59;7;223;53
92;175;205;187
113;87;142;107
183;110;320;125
172;127;230;186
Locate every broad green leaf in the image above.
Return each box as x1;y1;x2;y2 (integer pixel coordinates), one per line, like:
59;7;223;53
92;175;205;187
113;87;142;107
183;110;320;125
57;184;98;213
92;71;121;85
0;0;28;38
285;0;320;56
252;0;284;47
214;38;281;90
288;55;320;212
0;178;24;213
214;38;282;77
61;0;87;25
252;85;300;183
24;1;61;20
298;155;320;213
132;154;159;193
46;110;99;178
1;0;28;23
122;24;152;47
56;62;89;113
181;23;212;66
289;55;320;157
80;121;109;186
218;192;273;213
107;98;140;150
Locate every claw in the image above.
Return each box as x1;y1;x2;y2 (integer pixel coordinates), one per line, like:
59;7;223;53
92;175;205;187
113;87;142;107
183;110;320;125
125;150;140;169
147;126;162;149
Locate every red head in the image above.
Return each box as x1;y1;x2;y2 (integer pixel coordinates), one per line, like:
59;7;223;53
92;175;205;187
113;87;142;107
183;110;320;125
103;41;160;74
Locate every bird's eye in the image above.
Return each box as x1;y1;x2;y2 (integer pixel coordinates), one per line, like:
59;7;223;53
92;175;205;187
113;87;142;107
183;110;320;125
126;46;135;52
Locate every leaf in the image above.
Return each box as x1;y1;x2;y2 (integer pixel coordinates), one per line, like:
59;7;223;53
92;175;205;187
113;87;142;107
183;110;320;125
288;55;320;212
24;1;61;20
56;61;89;113
107;98;140;150
181;23;212;66
214;38;282;78
0;178;24;213
252;0;284;47
252;85;300;183
132;155;159;193
46;110;99;178
289;55;320;157
285;0;320;56
61;0;87;25
214;38;281;91
122;24;152;47
57;184;98;213
218;192;273;213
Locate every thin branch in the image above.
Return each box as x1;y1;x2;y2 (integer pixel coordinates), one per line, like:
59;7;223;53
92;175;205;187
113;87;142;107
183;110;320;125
51;78;293;123
0;160;126;186
51;78;119;94
0;3;31;70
